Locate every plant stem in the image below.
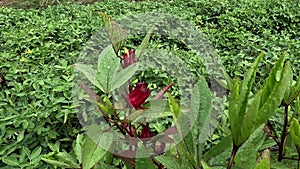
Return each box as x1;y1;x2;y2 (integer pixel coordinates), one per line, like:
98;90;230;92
278;104;289;161
227;145;240;169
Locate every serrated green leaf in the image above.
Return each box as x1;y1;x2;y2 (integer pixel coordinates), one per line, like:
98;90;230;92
97;45;120;93
256;60;291;125
100;12;126;53
257;54;285;111
228;79;240;146
238;52;263;123
191;77;211;161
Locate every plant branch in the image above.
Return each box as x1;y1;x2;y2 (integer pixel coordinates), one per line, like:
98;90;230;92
227;145;240;169
278;103;289;161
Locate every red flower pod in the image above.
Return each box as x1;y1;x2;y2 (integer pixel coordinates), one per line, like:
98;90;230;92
140;123;152;141
123;49;135;68
128;82;150;109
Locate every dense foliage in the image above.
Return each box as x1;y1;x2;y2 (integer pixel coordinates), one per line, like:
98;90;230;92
0;0;299;168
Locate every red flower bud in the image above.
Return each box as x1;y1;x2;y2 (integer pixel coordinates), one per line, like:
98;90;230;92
128;82;150;109
123;49;135;68
140;123;152;141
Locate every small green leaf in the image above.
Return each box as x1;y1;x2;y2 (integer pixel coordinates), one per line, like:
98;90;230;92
30;146;42;160
55;152;80;168
41;158;71;168
168;93;180;119
74;134;84;164
2;156;19;166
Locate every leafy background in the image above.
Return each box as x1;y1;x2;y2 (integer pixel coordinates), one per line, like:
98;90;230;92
0;0;299;168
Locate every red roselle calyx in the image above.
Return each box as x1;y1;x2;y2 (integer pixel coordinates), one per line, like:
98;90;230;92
123;49;135;68
140;123;152;141
128;82;150;109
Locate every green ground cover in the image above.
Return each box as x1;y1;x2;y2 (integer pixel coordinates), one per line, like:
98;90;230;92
0;0;299;168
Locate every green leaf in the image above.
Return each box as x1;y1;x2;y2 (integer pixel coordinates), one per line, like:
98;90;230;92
135;143;157;169
111;63;139;91
285;72;300;105
100;12;126;53
74;134;84;164
74;63;103;91
229;52;263;146
82;131;113;169
238;52;263;125
155;154;183;169
289;118;300;148
228;79;240;146
255;149;270;169
255;59;291;125
2;156;19;166
203;134;232;161
283;62;294;103
191;77;211;161
238;93;261;145
41;158;71;168
234;145;257;169
30;146;42;160
136;25;155;60
201;160;213;169
255;158;270;169
97;45;120;93
55;152;80;168
93;161;119;169
168;93;180;119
